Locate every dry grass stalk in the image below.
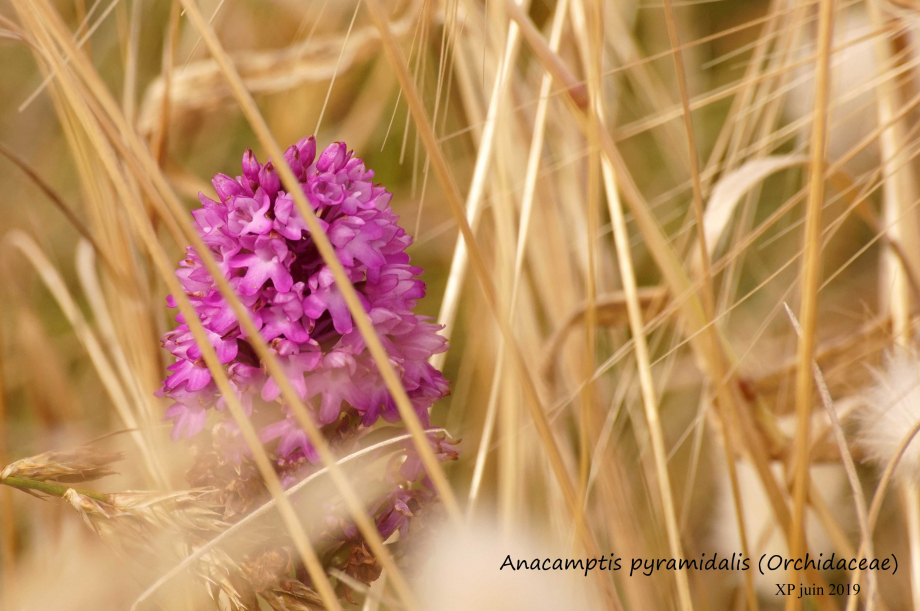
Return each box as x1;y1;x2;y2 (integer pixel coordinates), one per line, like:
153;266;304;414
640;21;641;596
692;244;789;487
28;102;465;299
595;63;693;611
3;231;167;487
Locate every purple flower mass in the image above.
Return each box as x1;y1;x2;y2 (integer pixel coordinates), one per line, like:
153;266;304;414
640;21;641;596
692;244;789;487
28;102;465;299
157;137;452;474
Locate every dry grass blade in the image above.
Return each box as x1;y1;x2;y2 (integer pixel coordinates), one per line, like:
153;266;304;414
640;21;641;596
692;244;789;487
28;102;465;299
16;0;119;113
601;151;693;611
466;0;569;512
696;155;808;266
312;0;362;135
149;0;180;164
502;0;586;109
660;0;757;605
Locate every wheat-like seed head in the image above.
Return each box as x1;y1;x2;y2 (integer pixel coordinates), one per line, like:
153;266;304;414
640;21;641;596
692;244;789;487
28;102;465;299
61;485;327;610
858;347;920;481
0;447;123;483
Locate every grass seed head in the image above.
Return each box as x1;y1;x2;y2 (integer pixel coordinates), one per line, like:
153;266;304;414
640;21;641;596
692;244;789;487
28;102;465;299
0;447;124;483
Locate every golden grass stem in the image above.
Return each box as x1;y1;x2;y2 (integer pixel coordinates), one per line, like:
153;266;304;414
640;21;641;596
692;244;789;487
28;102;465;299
502;0;586;109
866;0;920;343
17;0;119;113
122;0;141;125
149;0;180;165
74;242;165;469
573;0;601;541
701;0;783;188
313;0;361;136
601;154;694;611
787;1;834;607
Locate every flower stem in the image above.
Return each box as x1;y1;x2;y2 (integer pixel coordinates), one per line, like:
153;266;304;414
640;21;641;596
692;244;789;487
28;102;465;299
1;476;108;503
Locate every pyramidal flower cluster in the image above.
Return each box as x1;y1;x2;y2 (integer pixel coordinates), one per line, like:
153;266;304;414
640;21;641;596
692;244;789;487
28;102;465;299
156;137;453;480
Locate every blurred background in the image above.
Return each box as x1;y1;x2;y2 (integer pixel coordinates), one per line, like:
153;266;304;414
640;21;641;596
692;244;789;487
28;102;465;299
2;0;919;609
